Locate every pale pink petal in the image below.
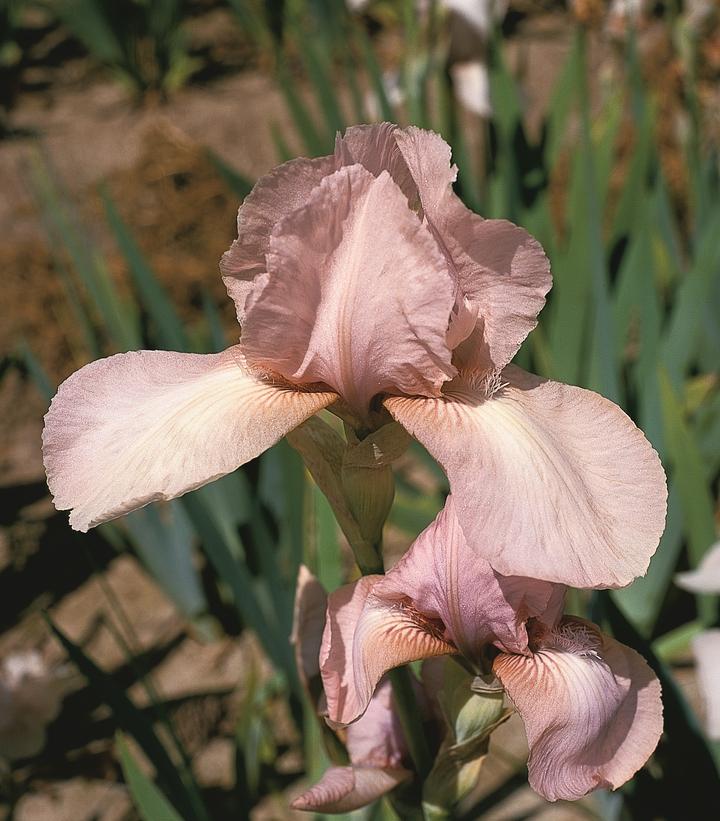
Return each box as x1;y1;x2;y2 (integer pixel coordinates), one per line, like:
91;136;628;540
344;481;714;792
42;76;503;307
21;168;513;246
43;347;336;531
493;618;663;802
321;577;453;726
220;155;335;323
385;365;667;588
372;497;559;659
691;630;720;739
394;127;551;372
291;566;328;699
240;164;456;415
447;219;551;372
291;765;410;813
346;678;408;768
334;122;418;206
675;541;720;594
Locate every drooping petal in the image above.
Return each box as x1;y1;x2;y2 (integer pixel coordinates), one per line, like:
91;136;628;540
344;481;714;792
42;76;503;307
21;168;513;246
220;155;335;323
346;678;409;768
291;765;410;813
321;577;453;726
43;347;336;531
240;164;457;415
394;127;551;372
385;366;667;588
291;566;328;702
493;618;663;802
372;497;558;660
675;541;720;594
691;630;720;739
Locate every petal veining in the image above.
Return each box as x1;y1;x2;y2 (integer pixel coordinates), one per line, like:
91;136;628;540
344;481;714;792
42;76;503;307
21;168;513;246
43;347;336;531
321;577;453;726
385;365;667;588
493;618;663;802
240;164;457;415
372;497;558;660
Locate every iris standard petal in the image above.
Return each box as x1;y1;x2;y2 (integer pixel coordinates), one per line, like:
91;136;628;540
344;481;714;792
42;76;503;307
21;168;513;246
334;122;418;206
372;497;558;659
43;347;336;531
220;154;335;323
291;765;410;813
240;164;457;415
385;365;667;588
321;577;453;726
394;127;551;372
493;618;663;802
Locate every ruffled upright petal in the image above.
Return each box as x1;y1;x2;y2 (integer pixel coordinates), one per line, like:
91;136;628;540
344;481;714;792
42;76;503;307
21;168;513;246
220;155;335;323
372;497;558;659
321;577;453;726
43;347;336;531
240;164;457;416
334;122;418;206
493;618;663;802
394;127;551;371
385;366;667;588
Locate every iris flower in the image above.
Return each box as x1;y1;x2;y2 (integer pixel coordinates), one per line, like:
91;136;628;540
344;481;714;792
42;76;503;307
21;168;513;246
320;497;664;802
43;123;665;588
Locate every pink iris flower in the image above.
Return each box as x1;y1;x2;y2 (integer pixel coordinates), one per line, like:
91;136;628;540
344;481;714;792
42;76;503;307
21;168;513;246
291;566;430;812
320;497;664;803
43;122;666;589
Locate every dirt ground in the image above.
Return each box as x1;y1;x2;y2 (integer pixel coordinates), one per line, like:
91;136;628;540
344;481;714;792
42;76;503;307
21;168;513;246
0;4;709;820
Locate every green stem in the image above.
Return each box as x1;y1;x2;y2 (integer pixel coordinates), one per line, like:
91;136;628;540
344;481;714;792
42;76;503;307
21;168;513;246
351;537;385;575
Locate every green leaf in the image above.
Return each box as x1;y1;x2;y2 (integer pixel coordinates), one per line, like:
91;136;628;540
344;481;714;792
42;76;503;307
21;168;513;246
28;154;140;351
46;616;203;821
659;369;717;625
117;733;184;821
204;149;254;200
102;188;189;352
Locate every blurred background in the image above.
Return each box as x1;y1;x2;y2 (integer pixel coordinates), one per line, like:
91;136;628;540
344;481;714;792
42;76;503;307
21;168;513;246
1;0;719;819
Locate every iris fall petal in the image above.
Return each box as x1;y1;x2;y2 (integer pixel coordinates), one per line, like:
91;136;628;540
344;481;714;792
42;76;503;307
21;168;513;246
321;576;453;726
493;618;663;802
43;347;336;531
385;365;667;588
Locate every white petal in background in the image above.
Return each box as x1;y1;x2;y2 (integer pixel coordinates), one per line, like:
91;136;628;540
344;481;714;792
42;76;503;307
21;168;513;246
675;541;720;594
692;630;720;740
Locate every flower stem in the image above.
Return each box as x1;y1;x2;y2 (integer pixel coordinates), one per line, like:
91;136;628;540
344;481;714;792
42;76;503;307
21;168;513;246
387;666;433;779
351;537;385;575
